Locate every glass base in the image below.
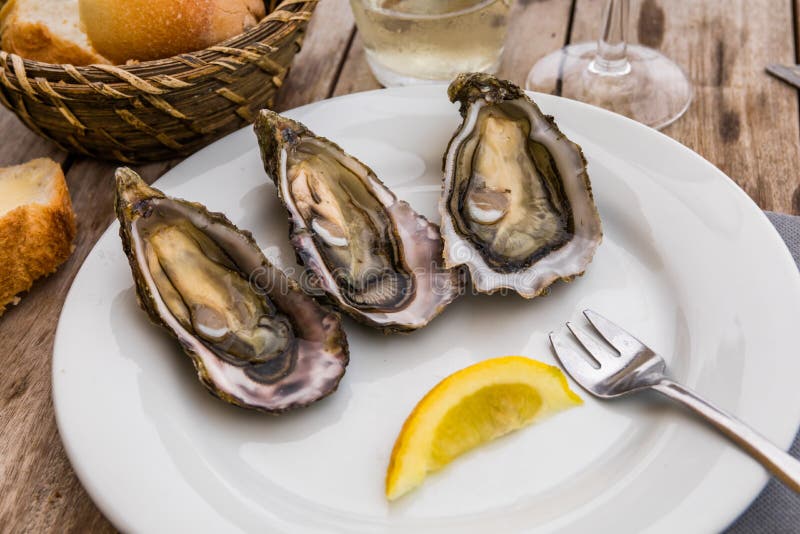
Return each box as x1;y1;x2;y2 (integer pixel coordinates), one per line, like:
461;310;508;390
365;50;501;87
525;43;693;130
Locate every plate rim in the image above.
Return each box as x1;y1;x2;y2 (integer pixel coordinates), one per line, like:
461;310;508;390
52;85;800;533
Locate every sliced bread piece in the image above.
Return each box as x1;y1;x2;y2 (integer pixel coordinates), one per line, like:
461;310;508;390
0;0;109;65
0;158;77;315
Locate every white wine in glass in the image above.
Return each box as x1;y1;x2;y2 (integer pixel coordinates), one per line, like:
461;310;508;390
350;0;512;86
526;0;692;129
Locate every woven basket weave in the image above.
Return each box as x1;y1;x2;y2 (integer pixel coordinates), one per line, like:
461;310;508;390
0;0;317;163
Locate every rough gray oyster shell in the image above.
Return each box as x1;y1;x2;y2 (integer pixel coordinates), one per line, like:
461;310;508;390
255;111;463;333
441;73;603;297
115;168;348;413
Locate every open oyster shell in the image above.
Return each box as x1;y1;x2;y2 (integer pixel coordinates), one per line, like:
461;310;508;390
255;111;463;333
115;168;348;413
441;73;603;297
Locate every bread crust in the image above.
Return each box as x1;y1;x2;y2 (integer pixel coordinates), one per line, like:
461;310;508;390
80;0;267;64
0;0;109;65
0;159;77;315
206;0;267;44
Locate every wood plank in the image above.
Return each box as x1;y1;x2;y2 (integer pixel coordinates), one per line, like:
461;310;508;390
0;107;68;167
332;32;381;96
570;0;800;215
496;0;575;85
274;0;356;109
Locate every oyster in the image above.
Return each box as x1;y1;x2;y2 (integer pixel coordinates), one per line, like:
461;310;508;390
115;168;348;413
441;73;602;297
255;111;463;333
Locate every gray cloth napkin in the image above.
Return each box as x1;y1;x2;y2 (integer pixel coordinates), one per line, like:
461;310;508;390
726;212;800;533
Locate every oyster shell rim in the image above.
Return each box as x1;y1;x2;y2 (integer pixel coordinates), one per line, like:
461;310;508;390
255;111;465;334
115;168;350;414
440;73;603;298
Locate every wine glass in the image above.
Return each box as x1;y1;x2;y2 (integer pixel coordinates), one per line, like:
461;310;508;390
525;0;692;129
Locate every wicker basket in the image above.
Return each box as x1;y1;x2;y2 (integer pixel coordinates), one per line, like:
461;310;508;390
0;0;317;163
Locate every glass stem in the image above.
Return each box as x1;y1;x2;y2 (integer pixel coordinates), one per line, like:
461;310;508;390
589;0;632;76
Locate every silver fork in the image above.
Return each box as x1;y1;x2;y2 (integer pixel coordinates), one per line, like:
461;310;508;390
550;309;800;493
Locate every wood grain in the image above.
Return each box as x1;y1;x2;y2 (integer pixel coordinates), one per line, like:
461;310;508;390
273;0;356;110
332;32;381;96
496;0;575;85
571;0;800;215
1;0;799;530
0;110;67;167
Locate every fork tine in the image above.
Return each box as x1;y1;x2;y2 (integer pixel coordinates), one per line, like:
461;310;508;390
566;322;620;367
549;331;600;387
582;309;649;356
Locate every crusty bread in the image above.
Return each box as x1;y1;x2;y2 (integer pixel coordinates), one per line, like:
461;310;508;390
0;158;77;315
0;0;108;65
79;0;267;64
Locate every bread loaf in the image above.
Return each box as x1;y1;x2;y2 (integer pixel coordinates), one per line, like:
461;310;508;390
0;158;77;315
0;0;108;65
79;0;267;64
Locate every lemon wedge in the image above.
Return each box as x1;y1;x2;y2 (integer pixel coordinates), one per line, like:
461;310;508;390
385;356;582;500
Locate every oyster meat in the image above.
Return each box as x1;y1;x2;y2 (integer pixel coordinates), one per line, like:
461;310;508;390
255;111;463;333
115;168;348;413
441;73;602;297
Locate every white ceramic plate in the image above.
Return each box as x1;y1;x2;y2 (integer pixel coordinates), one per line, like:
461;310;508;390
53;86;800;533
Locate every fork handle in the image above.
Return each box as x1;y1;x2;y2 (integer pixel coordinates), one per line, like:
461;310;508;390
652;379;800;493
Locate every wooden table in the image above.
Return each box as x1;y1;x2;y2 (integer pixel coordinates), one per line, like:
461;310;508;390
1;0;798;530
